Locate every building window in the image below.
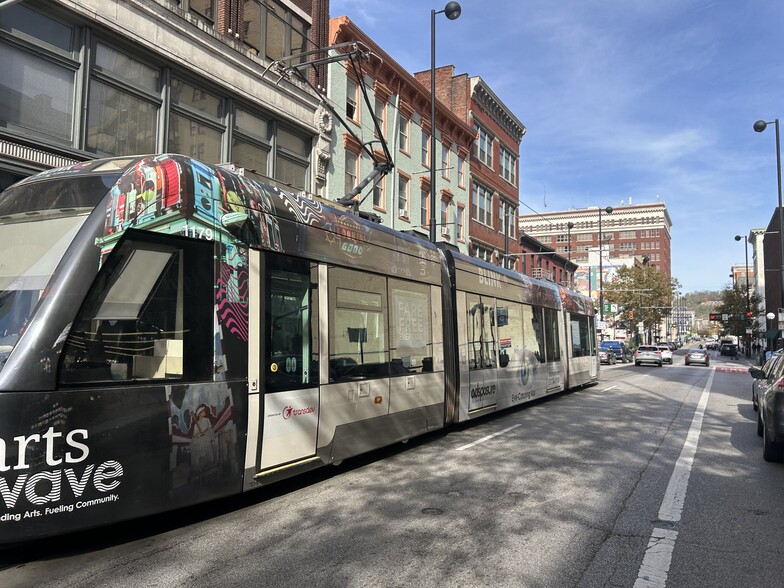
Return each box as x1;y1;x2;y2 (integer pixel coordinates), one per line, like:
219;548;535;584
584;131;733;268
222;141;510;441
0;4;77;144
87;43;161;156
374;95;385;136
472;182;493;226
243;0;310;63
168;78;224;164
422;130;430;167
620;230;637;239
577;233;592;242
190;0;215;24
441;144;450;180
420;187;429;228
457;155;465;187
346;77;358;121
399;116;410;153
499;201;515;239
373;177;385;209
398;174;409;218
440;199;448;236
473;123;493;168
456;205;464;241
473;244;493;262
232;108;271;175
345;151;358;196
500;146;516;185
275;127;310;191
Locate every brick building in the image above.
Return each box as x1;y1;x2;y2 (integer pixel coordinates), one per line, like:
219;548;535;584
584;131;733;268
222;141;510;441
519;202;673;300
415;66;526;271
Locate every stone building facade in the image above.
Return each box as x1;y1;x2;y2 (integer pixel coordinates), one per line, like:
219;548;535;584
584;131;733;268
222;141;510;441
0;0;329;193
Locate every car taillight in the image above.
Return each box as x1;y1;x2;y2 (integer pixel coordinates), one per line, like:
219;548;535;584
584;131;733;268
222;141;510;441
778;377;784;391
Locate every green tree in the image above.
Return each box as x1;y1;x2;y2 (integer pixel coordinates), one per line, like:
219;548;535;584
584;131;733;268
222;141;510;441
603;264;680;343
716;283;761;344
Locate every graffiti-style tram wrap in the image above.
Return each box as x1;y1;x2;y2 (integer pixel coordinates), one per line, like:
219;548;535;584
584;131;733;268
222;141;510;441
0;154;597;542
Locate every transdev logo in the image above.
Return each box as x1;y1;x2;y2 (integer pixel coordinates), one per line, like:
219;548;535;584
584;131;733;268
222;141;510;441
282;406;315;420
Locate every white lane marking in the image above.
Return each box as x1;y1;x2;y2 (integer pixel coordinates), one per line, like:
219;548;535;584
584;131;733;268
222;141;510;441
455;424;521;451
634;528;679;588
658;369;714;522
634;369;714;587
603;385;618;392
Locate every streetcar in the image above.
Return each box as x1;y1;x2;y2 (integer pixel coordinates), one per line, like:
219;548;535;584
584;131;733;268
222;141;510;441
0;154;597;542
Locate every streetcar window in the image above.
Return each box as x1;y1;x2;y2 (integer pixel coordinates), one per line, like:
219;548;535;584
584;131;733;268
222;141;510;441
524;305;546;363
265;254;318;392
544;308;560;362
570;314;591;357
388;279;432;374
59;234;213;384
496;301;523;369
466;294;496;370
328;268;388;381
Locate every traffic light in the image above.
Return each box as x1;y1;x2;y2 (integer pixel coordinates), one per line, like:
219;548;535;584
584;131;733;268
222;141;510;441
746;311;752;319
627;310;634;319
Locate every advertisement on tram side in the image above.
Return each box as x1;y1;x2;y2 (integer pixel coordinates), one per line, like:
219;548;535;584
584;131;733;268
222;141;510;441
0;380;246;543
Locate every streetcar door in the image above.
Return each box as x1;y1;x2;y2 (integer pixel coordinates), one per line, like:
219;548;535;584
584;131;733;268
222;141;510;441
245;250;320;480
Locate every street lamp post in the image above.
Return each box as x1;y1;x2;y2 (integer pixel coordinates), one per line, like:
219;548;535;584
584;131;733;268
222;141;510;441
753;119;784;350
567;221;575;262
735;234;751;356
429;1;461;243
598;206;613;325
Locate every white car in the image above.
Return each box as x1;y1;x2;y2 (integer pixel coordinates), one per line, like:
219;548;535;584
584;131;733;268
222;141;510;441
656;344;673;364
635;345;663;367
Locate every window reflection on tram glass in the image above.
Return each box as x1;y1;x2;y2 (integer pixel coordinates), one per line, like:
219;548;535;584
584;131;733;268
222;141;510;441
59;234;213;384
467;294;496;370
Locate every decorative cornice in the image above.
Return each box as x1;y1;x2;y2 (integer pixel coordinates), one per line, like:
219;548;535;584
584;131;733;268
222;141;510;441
471;78;526;143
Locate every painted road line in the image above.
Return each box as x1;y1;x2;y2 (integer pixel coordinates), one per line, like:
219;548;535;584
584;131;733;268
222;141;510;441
658;369;714;522
603;385;618;392
635;369;714;587
455;424;521;451
634;528;679;588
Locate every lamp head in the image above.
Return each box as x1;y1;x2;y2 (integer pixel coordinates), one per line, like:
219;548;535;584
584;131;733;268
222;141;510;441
735;235;742;241
567;222;575;229
754;120;768;133
605;206;613;214
444;1;462;19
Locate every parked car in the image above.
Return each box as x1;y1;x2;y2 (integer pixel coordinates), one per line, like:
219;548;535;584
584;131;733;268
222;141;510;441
684;348;710;367
635;345;662;367
656;344;673;364
748;356;784;461
598;348;616;365
600;340;632;363
751;351;784;410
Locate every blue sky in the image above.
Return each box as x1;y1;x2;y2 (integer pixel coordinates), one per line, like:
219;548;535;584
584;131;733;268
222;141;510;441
330;0;784;293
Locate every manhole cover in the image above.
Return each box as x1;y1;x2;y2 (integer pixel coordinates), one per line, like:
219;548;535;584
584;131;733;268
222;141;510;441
421;507;444;515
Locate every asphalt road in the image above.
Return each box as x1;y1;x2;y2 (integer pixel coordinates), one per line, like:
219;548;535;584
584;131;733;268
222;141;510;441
1;349;782;588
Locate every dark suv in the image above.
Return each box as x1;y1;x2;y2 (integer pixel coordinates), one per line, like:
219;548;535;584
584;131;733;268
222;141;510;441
720;343;738;357
600;340;632;363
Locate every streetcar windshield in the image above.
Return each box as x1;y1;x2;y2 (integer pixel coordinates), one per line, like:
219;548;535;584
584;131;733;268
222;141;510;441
0;174;118;366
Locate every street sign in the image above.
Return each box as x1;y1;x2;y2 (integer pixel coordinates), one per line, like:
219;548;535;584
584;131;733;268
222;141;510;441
603;303;611;313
